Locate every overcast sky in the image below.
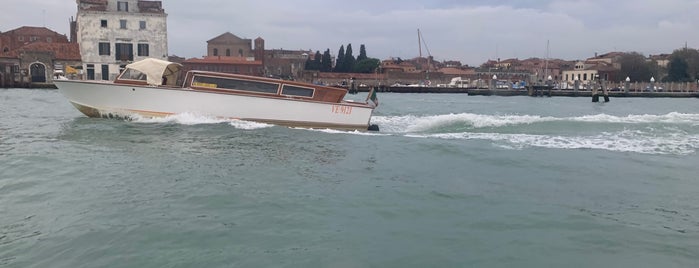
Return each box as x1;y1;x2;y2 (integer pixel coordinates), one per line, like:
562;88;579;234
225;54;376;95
2;0;699;65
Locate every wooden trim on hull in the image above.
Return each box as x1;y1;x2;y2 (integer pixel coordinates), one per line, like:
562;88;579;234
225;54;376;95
57;80;373;109
69;102;372;131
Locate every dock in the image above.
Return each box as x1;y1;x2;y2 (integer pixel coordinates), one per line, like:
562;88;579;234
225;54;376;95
366;86;699;98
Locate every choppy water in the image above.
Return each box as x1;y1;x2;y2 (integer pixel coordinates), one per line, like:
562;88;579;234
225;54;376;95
1;88;699;267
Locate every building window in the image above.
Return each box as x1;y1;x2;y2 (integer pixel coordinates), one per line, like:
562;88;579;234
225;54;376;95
101;19;108;28
139;21;146;30
101;65;109;80
226;49;231;57
18;36;24;41
115;43;134;61
583;73;587;81
137;44;149;56
98;42;110;55
47;37;52;42
213;48;218;56
120;20;127;29
238;49;243;57
87;64;95;80
117;1;128;12
30;36;38;42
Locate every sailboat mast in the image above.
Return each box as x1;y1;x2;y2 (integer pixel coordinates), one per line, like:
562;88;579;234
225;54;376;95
418;29;422;58
544;40;550;80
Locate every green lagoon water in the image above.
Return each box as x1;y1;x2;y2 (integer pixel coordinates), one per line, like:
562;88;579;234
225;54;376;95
1;88;699;267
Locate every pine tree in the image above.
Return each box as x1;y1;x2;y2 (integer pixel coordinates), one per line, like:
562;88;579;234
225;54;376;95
334;45;345;72
357;44;368;61
343;43;356;73
321;49;332;72
305;51;321;71
313;51;321;70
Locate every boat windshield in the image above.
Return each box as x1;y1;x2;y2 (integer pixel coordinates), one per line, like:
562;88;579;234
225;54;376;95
120;68;147;81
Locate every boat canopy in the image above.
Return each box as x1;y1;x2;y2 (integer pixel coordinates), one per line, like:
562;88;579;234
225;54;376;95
124;58;182;86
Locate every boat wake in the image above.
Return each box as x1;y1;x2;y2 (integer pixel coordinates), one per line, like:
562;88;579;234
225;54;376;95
121;111;698;155
372;112;699;155
372;112;699;132
129;113;273;130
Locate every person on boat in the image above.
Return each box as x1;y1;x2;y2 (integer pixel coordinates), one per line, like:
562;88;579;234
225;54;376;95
161;76;167;85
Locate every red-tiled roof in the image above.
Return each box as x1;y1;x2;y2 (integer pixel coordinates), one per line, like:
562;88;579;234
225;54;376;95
0;42;80;60
183;56;261;65
3;26;66;38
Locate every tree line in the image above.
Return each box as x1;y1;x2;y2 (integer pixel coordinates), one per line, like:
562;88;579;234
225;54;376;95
305;44;380;73
609;48;699;83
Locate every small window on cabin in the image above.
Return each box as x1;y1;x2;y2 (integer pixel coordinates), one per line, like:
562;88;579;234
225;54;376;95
282;85;314;97
120;68;147;81
192;76;279;94
101;19;108;28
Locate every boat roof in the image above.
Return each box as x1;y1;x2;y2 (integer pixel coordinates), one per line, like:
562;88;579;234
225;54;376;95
125;58;182;86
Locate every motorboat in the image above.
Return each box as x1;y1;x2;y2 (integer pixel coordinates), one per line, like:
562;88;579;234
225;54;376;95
55;58;379;131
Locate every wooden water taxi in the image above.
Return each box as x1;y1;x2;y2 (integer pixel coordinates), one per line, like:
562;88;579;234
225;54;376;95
55;58;379;131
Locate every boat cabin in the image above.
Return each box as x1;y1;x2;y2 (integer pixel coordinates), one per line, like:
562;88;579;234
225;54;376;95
115;58;348;103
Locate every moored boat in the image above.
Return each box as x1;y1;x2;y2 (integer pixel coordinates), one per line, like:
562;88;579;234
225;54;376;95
55;58;379;131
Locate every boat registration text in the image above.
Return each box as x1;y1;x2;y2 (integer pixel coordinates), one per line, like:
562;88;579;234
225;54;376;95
331;105;352;115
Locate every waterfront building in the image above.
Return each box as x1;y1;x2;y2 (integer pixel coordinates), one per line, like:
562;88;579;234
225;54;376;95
186;32;309;78
182;32;264;76
75;0;168;81
264;49;311;79
206;32;256;59
650;54;671;68
561;53;624;84
561;60;619;84
181;56;263;76
0;26;79;87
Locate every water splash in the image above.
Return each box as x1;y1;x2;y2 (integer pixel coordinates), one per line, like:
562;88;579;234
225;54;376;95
129;113;272;129
373;112;699;133
373;112;699;155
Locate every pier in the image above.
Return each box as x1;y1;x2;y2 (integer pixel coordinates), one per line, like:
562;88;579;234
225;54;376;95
366;86;699;98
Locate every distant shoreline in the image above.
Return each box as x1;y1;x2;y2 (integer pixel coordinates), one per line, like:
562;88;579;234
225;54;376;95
7;85;699;98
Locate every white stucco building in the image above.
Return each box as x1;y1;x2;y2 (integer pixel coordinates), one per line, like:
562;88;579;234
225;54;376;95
75;0;168;80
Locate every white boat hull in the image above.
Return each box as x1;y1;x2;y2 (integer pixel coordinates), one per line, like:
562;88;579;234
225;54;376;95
55;80;375;130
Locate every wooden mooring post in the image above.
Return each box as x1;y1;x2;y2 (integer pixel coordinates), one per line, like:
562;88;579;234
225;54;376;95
591;75;610;102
